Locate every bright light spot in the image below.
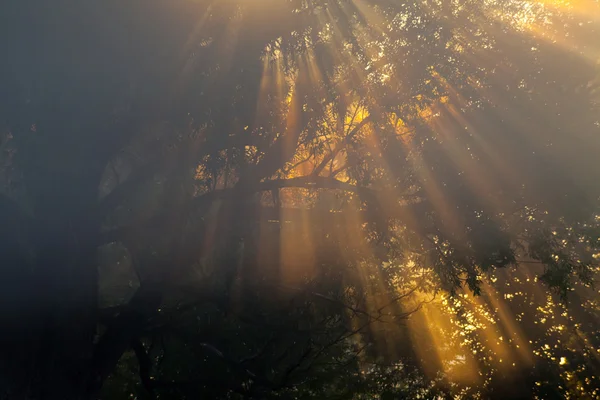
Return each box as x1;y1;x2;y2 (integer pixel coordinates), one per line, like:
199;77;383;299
560;357;568;365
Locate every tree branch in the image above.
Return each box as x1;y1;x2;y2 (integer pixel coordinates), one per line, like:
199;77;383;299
312;115;372;177
90;284;163;390
256;176;372;195
131;339;155;396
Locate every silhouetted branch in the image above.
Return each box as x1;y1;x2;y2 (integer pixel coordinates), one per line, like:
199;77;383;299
98;175;428;245
131;339;155;396
276;341;314;389
91;284;163;389
257;176;375;197
312;115;373;177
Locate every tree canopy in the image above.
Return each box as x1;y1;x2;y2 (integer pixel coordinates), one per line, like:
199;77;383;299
1;1;599;399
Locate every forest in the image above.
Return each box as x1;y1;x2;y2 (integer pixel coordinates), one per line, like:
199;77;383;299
0;1;599;399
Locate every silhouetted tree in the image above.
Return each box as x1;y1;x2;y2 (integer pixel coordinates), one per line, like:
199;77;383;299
0;1;598;399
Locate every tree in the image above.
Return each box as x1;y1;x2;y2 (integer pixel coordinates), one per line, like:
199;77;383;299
0;0;599;399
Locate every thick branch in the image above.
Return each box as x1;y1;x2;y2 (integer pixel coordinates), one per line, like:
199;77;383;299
97;132;256;219
257;176;372;195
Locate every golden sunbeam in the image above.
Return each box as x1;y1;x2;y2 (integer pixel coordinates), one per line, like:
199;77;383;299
23;1;599;398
